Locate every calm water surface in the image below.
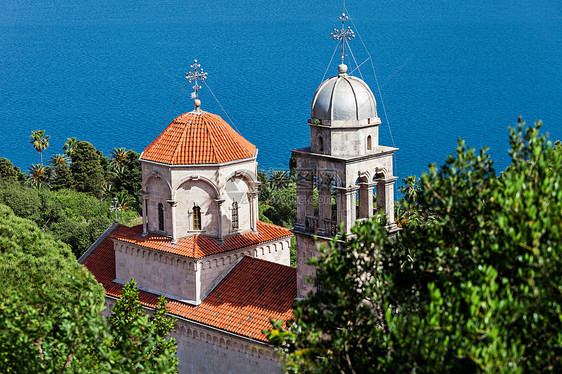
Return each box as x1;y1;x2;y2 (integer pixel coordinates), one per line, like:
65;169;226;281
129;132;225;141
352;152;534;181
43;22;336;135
1;1;560;186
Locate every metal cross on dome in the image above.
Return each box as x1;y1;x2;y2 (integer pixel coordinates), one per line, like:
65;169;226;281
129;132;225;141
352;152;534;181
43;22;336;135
185;59;208;100
331;13;355;65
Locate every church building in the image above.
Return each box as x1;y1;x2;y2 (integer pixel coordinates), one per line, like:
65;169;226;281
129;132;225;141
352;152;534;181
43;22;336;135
80;14;397;374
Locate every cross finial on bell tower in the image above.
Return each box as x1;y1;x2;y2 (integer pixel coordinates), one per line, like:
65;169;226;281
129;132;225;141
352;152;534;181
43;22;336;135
186;59;208;110
331;13;355;71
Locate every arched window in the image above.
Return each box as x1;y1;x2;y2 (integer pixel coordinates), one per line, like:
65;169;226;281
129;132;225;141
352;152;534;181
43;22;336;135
232;202;239;231
367;135;372;151
193;206;201;230
158;203;164;231
318;136;324;153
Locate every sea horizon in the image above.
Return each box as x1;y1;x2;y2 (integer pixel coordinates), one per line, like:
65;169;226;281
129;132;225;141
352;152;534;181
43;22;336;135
1;0;560;184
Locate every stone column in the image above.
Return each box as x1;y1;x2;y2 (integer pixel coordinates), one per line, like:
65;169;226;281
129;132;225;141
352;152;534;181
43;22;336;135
336;186;359;234
295;180;312;230
318;183;331;235
214;198;224;241
384;177;398;224
141;192;149;237
167;200;178;244
248;191;258;232
375;178;385;215
374;177;398;224
366;182;375;218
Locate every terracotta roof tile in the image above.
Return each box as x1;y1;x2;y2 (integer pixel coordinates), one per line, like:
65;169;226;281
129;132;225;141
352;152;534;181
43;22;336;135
110;221;293;259
141;111;256;165
83;239;296;342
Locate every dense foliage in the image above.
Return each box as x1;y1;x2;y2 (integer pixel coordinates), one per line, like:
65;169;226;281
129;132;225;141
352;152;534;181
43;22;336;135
267;120;562;372
0;181;137;258
107;280;178;372
70;141;106;197
0;207;177;372
1;136;142;258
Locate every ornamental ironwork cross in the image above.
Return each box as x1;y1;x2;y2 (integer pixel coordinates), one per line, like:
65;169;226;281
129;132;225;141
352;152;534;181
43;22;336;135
185;59;208;100
110;197;122;221
331;13;355;65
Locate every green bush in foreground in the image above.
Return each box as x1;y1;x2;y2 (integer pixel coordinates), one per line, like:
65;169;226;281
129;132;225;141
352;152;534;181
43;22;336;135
267;120;562;373
0;205;177;373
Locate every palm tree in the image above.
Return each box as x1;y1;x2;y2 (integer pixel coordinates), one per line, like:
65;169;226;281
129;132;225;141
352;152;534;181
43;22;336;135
110;165;126;180
30;130;50;164
49;154;70;168
113;190;133;211
27;164;47;188
269;170;291;191
62;137;77;157
101;182;114;200
110;147;128;166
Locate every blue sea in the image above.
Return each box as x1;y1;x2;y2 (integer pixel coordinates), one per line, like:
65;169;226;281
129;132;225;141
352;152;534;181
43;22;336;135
1;0;560;186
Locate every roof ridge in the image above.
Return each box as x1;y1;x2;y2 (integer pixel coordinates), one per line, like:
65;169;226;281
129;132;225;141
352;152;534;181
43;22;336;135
205;115;220;164
190;113;199;164
171;115;194;164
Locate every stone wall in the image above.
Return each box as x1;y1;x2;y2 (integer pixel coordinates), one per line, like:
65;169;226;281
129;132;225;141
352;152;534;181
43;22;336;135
114;240;198;302
173;318;282;374
102;297;282;374
113;237;291;303
141;157;259;241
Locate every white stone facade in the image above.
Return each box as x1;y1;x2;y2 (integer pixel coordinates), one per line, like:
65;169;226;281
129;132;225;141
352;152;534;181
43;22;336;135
141;157;259;243
113;237;291;304
294;66;399;298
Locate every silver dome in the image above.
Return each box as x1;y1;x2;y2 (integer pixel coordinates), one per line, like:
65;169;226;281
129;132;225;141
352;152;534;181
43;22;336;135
311;73;377;121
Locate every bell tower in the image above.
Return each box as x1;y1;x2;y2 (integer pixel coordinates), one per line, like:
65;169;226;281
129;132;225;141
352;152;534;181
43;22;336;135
293;14;399;298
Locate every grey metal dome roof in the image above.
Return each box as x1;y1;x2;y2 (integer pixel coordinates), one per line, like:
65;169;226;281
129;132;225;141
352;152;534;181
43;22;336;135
311;70;377;121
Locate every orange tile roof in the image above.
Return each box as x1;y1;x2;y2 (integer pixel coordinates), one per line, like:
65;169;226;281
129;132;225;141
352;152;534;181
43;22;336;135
110;221;293;259
140;111;256;165
83;238;296;342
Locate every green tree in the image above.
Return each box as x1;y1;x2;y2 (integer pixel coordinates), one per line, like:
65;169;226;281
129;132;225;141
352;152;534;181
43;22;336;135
267;120;562;373
289;153;297;179
257;168;270;201
110;147;128;166
261;184;297;228
269;170;291;191
0;180;42;220
49;154;73;190
71;141;105;197
29;130;50;164
49;154;70;168
62;137;77;157
0;203;106;372
50;162;74;191
0;205;177;372
26;164;49;189
0;158;24;182
106;279;178;373
110;150;142;213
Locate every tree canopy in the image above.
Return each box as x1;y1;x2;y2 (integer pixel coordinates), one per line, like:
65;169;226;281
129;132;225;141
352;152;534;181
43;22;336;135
0;208;177;373
71;141;105;197
267;120;562;373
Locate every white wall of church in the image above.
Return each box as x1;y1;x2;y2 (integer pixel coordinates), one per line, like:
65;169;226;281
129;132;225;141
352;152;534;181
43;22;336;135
253;239;292;267
141;157;259;240
176;179;219;236
113;237;291;304
145;174;172;235
173;320;282;374
114;240;198;302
